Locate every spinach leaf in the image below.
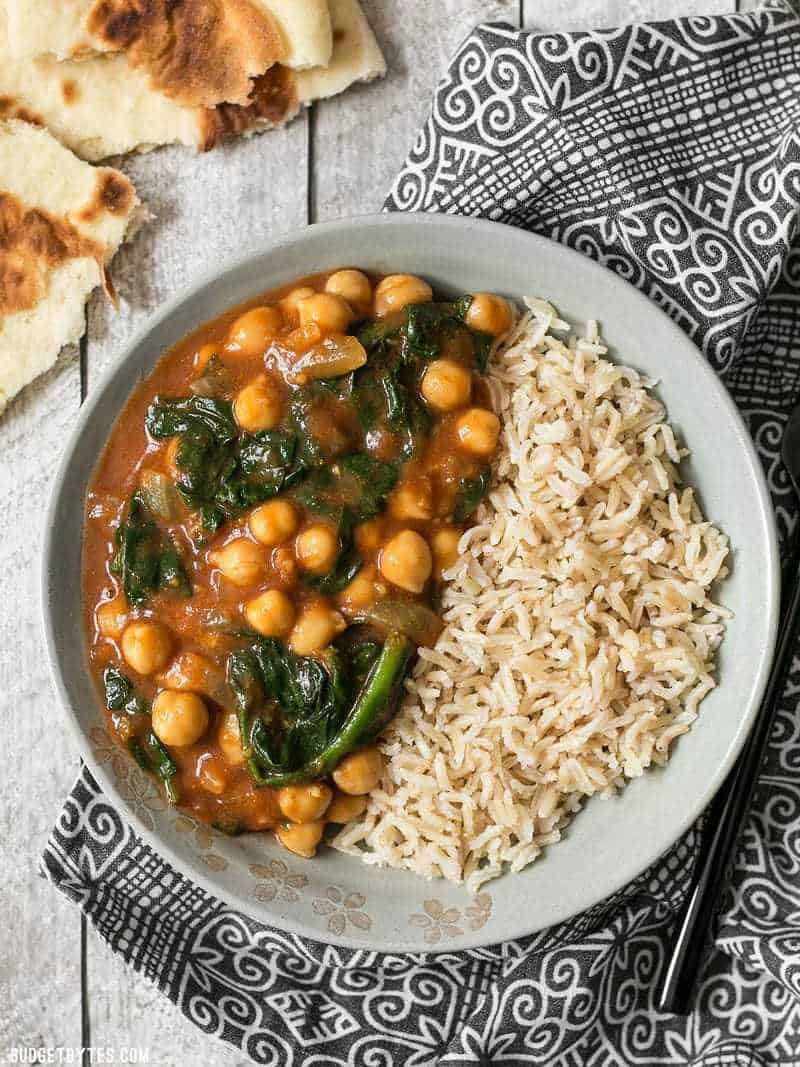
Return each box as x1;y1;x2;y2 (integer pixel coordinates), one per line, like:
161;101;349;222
250;634;414;787
288;391;327;471
226;628;414;788
103;666;149;716
124;722;180;804
454;465;493;522
291;468;341;518
217;431;297;511
127;738;152;772
146;395;236;444
227;648;265;717
335;630;382;692
226;635;353;783
307;507;362;595
472;331;493;374
103;666;179;801
352;360;431;459
111;494;191;607
147;394;299;532
404;303;445;359
356;312;405;354
340;454;398;522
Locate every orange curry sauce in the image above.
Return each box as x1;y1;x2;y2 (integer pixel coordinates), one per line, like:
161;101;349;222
82;269;512;858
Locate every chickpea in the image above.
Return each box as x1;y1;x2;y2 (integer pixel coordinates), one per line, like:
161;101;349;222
355;519;383;555
280;286;315;323
273;544;298;585
296;524;339;575
333;746;383;795
389;479;433;522
379;530;432;594
374;274;433;318
198;756;227;796
96;594;127;640
276;819;325;858
325;269;372;310
465;293;513;337
297;292;352;334
121;620;172;675
326;791;368;823
337;565;386;615
245;589;296;638
249;498;299;546
455;408;501;457
151;690;209;747
431;526;462;577
234;375;282;432
218;711;245;766
159;651;220;697
289;602;346;657
421;359;472;413
209;538;265;587
278;782;333;824
193;342;218;373
227;306;283;356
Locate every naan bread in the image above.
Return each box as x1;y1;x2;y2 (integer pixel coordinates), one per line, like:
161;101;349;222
8;1;333;106
0;119;139;412
296;0;385;104
0;0;383;160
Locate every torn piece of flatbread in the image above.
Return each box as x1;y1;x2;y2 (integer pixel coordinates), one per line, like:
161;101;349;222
207;0;386;147
7;0;333;108
0;119;139;413
0;0;384;161
296;0;384;103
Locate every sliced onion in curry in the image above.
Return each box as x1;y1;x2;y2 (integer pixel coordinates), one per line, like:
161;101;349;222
138;470;182;521
356;599;444;649
290;334;367;384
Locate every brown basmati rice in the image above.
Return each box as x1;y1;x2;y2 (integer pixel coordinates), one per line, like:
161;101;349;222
333;298;730;891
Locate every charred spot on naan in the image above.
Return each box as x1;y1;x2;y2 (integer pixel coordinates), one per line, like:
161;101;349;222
61;80;81;106
86;0;287;109
0;192;108;315
77;170;136;224
199;64;298;151
0;97;44;128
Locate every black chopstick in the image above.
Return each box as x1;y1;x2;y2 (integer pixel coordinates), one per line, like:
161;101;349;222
657;560;800;1013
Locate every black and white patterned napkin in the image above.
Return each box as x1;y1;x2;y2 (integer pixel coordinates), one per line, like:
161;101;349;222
42;4;800;1063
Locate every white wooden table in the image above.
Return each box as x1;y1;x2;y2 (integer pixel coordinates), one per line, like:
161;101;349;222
0;1;756;1062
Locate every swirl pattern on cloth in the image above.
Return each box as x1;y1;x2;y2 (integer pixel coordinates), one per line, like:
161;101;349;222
43;3;800;1063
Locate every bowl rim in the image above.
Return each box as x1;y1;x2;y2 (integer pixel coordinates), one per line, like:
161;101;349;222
41;211;781;952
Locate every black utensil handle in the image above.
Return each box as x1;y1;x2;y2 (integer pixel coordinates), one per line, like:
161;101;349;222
657;564;800;1014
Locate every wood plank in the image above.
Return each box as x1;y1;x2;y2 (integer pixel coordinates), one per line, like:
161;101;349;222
311;0;516;223
82;121;309;1065
0;356;83;1047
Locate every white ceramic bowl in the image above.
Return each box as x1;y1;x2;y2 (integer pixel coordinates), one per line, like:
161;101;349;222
42;214;780;951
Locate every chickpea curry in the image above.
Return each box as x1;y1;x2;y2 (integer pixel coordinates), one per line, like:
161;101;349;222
83;269;513;859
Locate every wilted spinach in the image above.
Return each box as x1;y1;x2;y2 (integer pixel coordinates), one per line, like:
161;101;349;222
307;507;362;596
102;669;178;803
453;465;493;522
226;631;413;787
340;454;398;522
111;494;191;607
103;666;149;716
128;731;180;804
146;395;299;532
